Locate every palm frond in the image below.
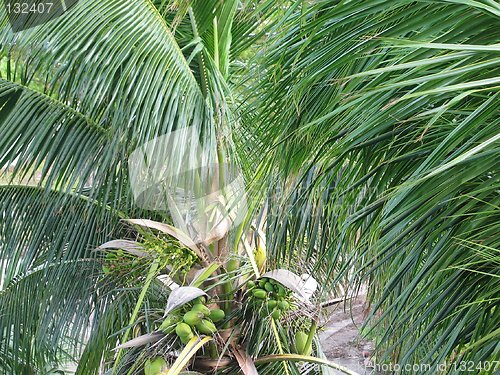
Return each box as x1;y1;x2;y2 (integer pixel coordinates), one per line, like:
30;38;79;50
0;185;122;372
245;0;500;368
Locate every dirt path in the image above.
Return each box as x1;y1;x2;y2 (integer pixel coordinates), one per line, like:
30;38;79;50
319;296;375;374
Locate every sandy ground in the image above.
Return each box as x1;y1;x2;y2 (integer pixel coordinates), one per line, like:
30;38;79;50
319;295;377;375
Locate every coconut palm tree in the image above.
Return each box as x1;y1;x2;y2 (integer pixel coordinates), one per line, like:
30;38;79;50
0;0;498;374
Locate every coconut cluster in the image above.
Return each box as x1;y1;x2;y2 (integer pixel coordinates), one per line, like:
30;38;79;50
160;297;225;343
246;277;292;319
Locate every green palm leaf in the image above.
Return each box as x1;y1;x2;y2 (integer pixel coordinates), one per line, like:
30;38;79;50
246;0;499;369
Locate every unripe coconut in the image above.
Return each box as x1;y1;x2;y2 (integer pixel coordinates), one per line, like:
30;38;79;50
271;309;281;320
193;296;207;304
144;357;167;375
264;282;275;293
159;315;180;334
196;319;217;335
191;304;211;316
183;311;204;326
252;289;267;299
179;331;194;344
276;285;286;297
278;301;290;310
294;331;312;355
267;300;278;309
209;309;225;323
175;322;193;337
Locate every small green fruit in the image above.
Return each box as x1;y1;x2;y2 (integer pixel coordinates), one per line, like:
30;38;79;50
252;289;267;299
267;300;278;309
191;304;211;316
209;309;225;323
264;282;275;293
226;258;239;272
196;319;217;335
183;311;204;326
271;309;281;320
179;331;194;344
258;279;267;288
159;315;180;333
247;280;256;288
277;285;286;297
294;331;312;355
193;296;207;304
144;357;167;375
278;301;290;310
254;246;267;271
175;322;193;337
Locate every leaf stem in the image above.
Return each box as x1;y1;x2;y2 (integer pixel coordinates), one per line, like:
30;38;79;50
188;7;208;98
270;318;290;375
113;257;160;372
305;319;317;356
